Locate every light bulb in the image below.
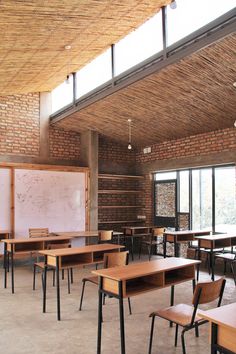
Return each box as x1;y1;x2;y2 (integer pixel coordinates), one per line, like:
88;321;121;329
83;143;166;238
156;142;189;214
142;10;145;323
65;74;70;84
234;120;236;128
128;142;132;150
170;0;177;9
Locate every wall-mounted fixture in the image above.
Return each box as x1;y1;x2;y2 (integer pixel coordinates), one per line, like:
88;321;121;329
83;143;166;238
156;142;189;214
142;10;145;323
170;0;177;9
65;45;72;84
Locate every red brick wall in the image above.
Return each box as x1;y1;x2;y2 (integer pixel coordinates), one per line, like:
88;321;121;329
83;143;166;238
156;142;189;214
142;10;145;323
49;126;80;160
99;136;136;163
0;93;40;156
136;128;236;163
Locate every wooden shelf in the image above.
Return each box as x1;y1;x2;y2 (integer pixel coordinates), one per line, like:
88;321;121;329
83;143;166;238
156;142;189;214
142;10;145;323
98;220;145;224
98;174;144;180
98;190;139;194
98;205;144;209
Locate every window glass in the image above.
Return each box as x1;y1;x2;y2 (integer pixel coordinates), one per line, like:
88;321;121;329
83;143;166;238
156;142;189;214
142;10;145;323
115;12;163;76
76;48;111;99
215;166;236;233
167;0;235;46
155;171;177;181
51;75;73;113
179;170;189;212
192;169;212;231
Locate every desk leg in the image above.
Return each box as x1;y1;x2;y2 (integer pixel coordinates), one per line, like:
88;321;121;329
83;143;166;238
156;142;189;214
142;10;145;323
210;250;215;281
56;257;61;321
211;323;218;354
174;241;180;257
163;235;167;258
131;237;134;261
97;277;103;354
196;247;201;281
43;256;48;313
170;285;175;328
118;281;126;354
11;245;14;294
4;243;7;288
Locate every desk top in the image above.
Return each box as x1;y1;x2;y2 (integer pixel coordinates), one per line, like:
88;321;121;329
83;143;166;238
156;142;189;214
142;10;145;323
54;231;123;237
195;233;236;241
122;226;152;230
200;303;236;331
93;257;200;281
39;243;124;257
1;235;73;244
164;230;211;236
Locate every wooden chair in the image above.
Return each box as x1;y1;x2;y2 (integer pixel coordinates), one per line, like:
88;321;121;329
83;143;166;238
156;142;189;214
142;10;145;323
98;230;113;243
214;249;236;285
139;227;165;260
148;277;226;354
29;228;49;238
33;241;73;293
79;251;132;314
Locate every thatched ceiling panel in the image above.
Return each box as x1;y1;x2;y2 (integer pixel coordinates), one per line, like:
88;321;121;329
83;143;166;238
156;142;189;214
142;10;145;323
54;34;236;147
0;0;170;95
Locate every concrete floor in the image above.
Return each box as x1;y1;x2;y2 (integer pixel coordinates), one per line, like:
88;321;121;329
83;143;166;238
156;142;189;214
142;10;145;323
0;258;235;354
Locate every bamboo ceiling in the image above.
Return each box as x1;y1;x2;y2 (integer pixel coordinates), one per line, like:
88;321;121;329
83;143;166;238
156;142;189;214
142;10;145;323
0;0;171;95
54;33;236;147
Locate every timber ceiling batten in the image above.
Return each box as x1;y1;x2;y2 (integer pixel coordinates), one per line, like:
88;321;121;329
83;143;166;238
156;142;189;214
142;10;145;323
0;0;171;95
53;34;236;148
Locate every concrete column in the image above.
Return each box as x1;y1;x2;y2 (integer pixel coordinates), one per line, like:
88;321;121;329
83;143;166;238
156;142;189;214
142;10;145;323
80;130;98;230
39;92;51;159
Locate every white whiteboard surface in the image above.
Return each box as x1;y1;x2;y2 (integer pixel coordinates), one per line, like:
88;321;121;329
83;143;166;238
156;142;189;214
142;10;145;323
14;169;86;238
0;168;11;253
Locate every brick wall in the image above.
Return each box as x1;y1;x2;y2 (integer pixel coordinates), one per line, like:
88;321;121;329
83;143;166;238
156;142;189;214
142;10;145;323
99;136;136;163
0;93;40;156
49;126;80;160
136;128;236;163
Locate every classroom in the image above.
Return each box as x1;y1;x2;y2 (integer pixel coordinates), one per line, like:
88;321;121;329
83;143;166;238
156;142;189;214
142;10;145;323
0;1;236;354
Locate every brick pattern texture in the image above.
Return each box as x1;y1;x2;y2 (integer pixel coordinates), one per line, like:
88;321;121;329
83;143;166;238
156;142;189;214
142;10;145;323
99;136;136;163
0;93;40;156
49;126;80;160
136;128;236;163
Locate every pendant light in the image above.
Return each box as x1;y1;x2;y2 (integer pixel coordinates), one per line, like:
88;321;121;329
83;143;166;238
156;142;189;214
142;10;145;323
127;119;132;150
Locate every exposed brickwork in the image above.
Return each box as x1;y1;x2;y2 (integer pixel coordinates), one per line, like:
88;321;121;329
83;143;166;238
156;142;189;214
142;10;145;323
0;93;40;156
49;126;80;160
99;136;136;163
136;128;236;163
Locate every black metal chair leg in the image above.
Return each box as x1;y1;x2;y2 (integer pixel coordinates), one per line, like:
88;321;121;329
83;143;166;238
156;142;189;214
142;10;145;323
128;297;132;315
103;294;106;305
70;268;73;283
231;262;236;286
62;269;64;280
195;323;199;337
53;269;55;287
67;269;70;294
79;280;86;311
181;330;187;354
175;324;179;346
33;264;36;290
148;245;152;261
148;316;155;354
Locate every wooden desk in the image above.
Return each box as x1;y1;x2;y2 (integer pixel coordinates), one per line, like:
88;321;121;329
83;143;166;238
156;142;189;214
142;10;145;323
163;230;211;257
199;303;236;354
54;230;124;244
195;233;236;281
0;230;11;240
39;243;125;321
2;236;73;294
122;226;153;260
93;257;200;354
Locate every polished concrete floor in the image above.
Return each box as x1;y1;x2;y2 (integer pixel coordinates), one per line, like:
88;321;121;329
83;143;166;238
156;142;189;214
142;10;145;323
0;258;235;354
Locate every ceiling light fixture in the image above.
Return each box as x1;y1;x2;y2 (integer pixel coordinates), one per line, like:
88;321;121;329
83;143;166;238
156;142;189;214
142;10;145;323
234;120;236;128
170;0;177;9
65;45;72;84
233;82;236;88
127;119;132;150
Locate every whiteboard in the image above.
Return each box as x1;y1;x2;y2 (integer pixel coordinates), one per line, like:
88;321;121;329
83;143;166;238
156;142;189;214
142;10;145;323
0;168;11;253
14;169;86;238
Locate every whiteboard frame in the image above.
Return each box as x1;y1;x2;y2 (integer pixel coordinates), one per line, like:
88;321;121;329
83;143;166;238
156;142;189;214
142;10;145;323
0;162;90;237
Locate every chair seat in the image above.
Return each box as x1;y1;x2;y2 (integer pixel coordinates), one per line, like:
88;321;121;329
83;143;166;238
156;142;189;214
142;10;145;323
150;304;204;327
34;262;45;269
215;253;236;261
82;275;98;285
142;240;163;246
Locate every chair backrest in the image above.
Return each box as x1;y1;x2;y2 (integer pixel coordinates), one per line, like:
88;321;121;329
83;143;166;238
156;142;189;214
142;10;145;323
192;277;226;306
152;227;165;237
29;228;49;238
98;230;113;242
48;242;71;250
104;251;129;269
